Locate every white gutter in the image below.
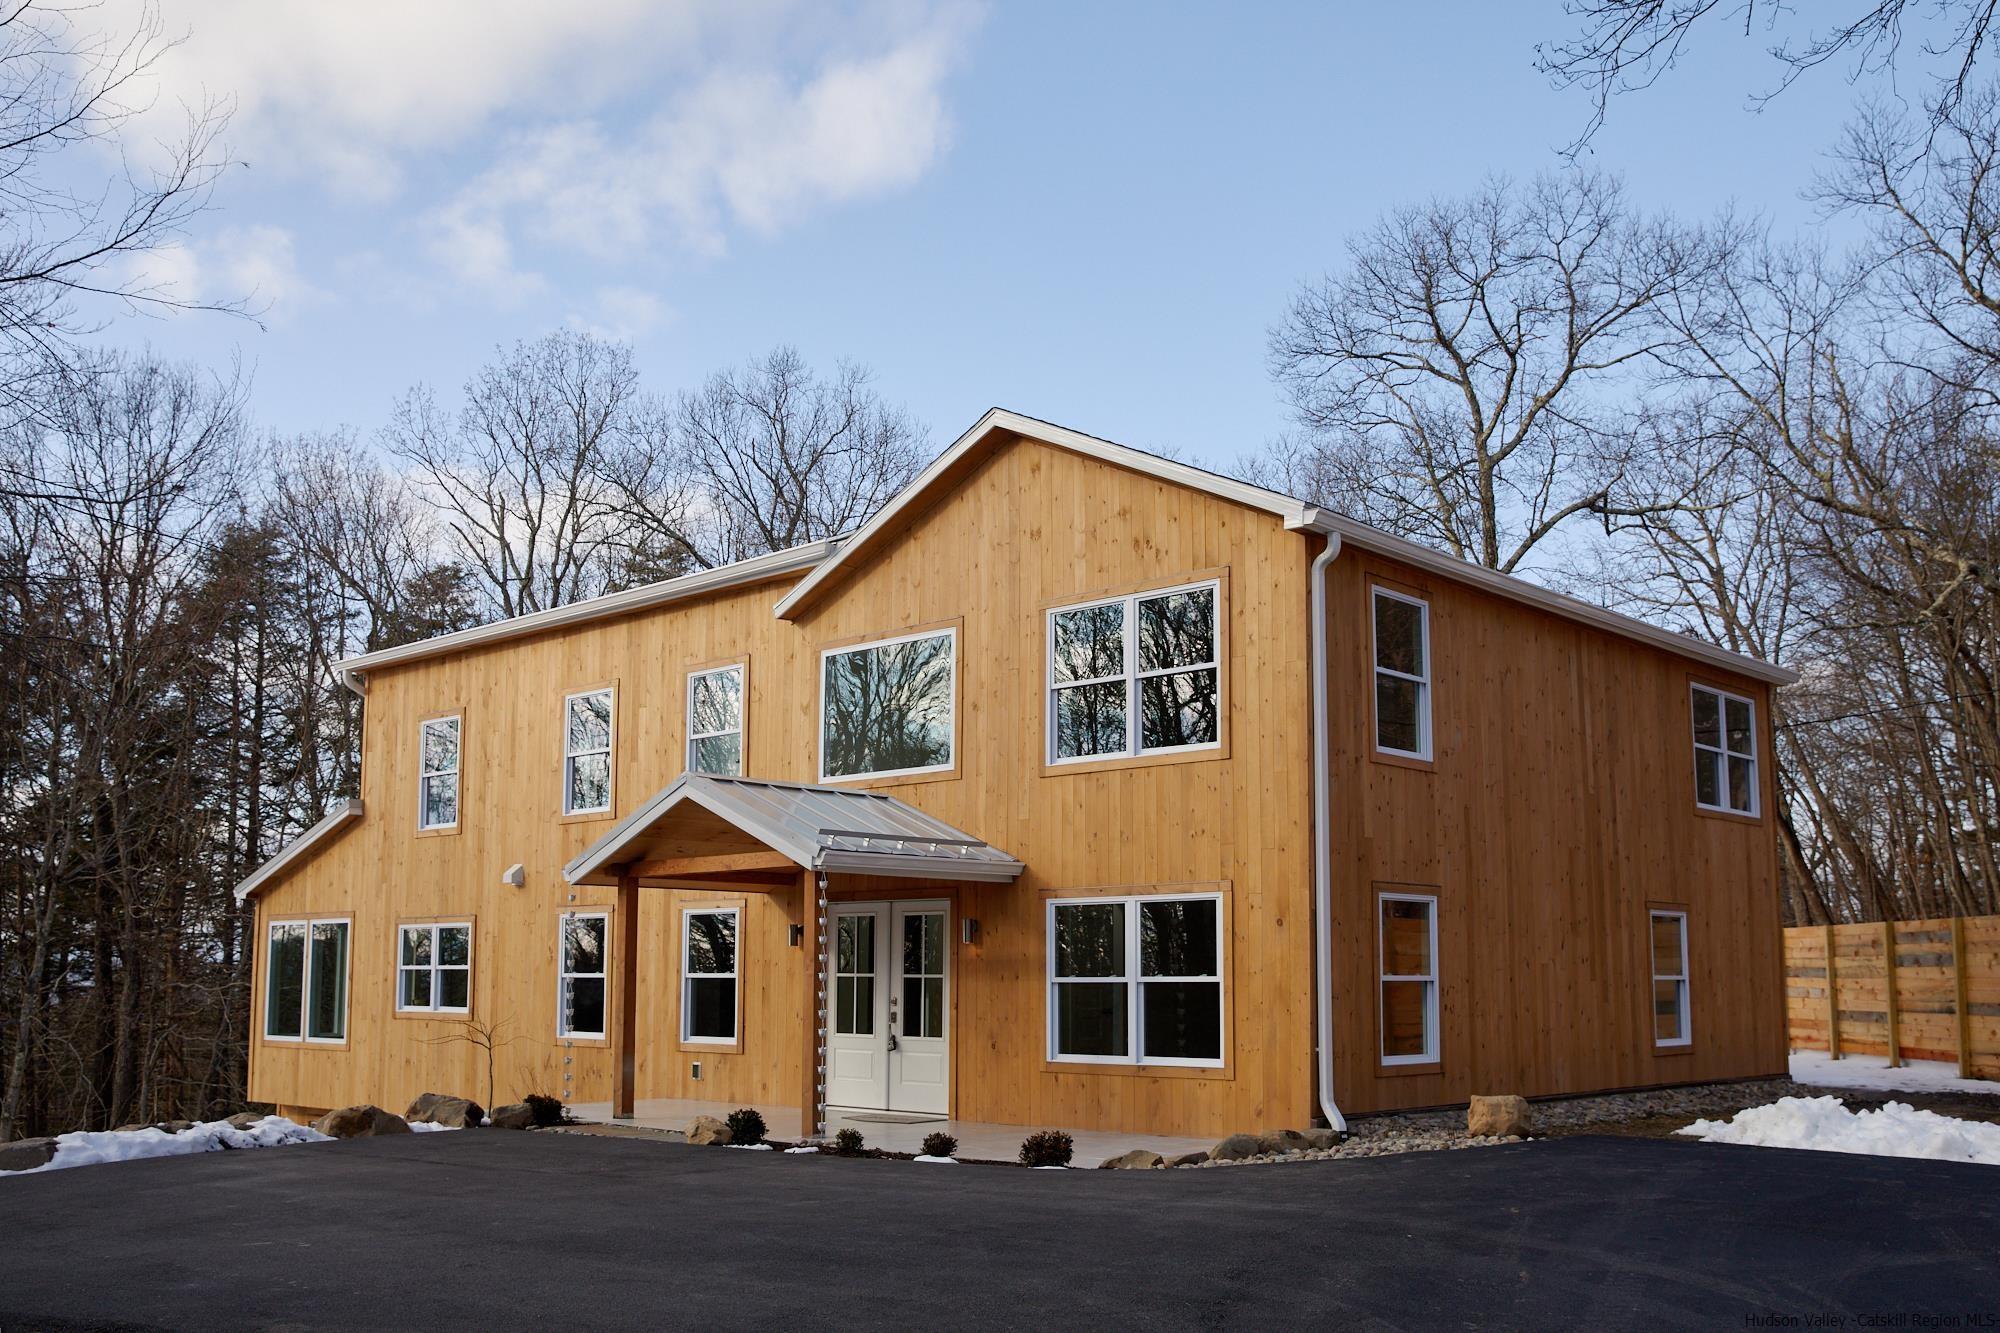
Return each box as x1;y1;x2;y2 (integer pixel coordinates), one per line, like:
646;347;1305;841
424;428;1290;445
1306;528;1348;1133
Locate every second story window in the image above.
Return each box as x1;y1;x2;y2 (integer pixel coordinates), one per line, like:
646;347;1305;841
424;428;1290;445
1048;581;1219;763
688;665;744;776
821;628;956;781
418;715;460;830
1691;684;1758;815
563;689;613;815
1372;588;1431;760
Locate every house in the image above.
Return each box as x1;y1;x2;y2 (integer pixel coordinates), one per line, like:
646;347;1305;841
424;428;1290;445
237;409;1797;1140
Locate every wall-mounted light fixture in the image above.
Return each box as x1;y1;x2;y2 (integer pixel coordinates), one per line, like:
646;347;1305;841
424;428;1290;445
961;917;979;945
788;924;804;947
501;863;525;888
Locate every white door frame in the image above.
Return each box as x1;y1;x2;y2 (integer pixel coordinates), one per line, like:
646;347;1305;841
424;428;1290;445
822;899;950;1113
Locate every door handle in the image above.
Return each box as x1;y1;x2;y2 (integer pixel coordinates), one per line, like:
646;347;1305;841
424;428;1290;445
887;1032;899;1052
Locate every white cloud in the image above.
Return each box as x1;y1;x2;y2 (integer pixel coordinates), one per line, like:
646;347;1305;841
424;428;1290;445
568;286;670;342
116;225;322;321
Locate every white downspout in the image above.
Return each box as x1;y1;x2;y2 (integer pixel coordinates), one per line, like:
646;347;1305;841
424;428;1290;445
1309;529;1347;1133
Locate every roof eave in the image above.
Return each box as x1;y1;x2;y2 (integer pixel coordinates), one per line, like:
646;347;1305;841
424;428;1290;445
233;799;364;903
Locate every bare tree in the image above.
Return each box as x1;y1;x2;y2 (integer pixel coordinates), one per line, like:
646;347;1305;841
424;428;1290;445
1263;171;1721;574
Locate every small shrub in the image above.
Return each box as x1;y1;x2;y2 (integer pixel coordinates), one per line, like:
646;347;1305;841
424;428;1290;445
833;1127;865;1156
725;1107;767;1146
920;1131;958;1159
1019;1129;1073;1168
521;1093;569;1128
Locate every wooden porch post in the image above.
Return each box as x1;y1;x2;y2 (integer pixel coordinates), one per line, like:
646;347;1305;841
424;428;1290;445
613;872;639;1120
799;868;826;1140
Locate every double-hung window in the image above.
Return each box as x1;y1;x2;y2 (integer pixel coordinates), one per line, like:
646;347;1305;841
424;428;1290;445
1372;588;1431;759
1691;684;1757;815
687;665;744;776
1378;893;1438;1065
563;689;613;815
1048;580;1220;763
1048;894;1223;1067
681;908;739;1044
1651;910;1691;1047
418;716;460;830
397;922;472;1013
558;912;608;1039
821;628;956;781
265;917;350;1042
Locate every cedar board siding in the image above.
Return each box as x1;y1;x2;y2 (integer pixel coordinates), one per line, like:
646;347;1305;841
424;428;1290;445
1321;549;1789;1114
250;434;1319;1137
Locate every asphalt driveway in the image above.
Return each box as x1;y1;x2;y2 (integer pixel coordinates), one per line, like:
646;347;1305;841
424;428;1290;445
0;1132;1994;1330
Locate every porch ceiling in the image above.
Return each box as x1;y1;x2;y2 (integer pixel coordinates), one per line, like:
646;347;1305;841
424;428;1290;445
562;773;1025;888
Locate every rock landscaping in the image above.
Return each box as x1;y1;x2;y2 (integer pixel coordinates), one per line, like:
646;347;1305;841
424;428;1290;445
313;1104;412;1138
405;1093;485;1129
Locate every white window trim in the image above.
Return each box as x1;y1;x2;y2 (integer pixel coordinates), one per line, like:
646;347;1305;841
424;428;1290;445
1377;892;1439;1066
417;715;461;830
395;921;473;1014
556;910;610;1040
680;906;741;1045
818;626;959;783
1045;891;1225;1069
686;664;744;775
561;688;615;816
1691;683;1759;816
264;915;352;1044
1651;909;1692;1048
1371;587;1432;761
1045;579;1222;766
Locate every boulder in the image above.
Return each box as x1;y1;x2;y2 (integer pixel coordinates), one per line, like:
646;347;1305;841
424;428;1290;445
0;1136;58;1172
313;1104;412;1139
1167;1150;1210;1167
155;1119;195;1135
405;1092;447;1121
1259;1129;1312;1155
409;1095;483;1129
225;1112;267;1131
1301;1127;1341;1150
1210;1132;1264;1162
488;1102;536;1131
1098;1148;1165;1170
112;1122;149;1133
1467;1094;1531;1139
686;1115;732;1146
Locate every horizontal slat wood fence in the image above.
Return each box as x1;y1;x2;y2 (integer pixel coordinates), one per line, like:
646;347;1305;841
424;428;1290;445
1783;916;2000;1079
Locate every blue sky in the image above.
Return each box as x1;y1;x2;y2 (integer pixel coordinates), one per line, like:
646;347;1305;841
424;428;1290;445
102;1;1872;472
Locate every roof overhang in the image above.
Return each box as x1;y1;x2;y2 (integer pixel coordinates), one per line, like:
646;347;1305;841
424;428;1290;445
564;773;1024;887
234;799;364;903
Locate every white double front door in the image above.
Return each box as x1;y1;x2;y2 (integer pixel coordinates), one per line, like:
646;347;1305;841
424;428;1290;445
824;901;949;1114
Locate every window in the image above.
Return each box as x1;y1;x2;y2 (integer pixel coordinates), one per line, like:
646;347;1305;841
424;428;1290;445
1048;581;1220;763
1378;893;1437;1065
902;910;946;1039
687;665;744;776
265;917;350;1042
418;715;461;829
1048;894;1223;1066
558;912;608;1039
681;908;739;1044
834;912;875;1036
397;923;471;1013
1691;684;1757;815
821;628;956;780
1651;910;1691;1047
563;689;613;815
1372;588;1431;759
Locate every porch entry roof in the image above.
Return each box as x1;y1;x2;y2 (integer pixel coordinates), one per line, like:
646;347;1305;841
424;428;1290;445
562;773;1024;887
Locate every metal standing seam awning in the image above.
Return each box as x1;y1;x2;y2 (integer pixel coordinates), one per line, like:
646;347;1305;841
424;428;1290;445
562;773;1024;886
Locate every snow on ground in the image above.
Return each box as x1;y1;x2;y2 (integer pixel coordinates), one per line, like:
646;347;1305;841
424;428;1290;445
407;1121;460;1133
1790;1051;2000;1097
1678;1095;2000;1166
3;1115;332;1176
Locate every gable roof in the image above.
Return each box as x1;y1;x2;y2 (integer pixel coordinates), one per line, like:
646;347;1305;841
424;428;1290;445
564;773;1024;885
234;799;364;903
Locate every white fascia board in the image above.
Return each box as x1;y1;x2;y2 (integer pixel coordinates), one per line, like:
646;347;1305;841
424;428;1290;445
772;409;1313;620
338;540;837;684
815;851;1024;882
233;799;364;903
1300;511;1800;686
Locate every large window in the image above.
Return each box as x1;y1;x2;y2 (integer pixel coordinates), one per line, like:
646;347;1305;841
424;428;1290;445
398;922;472;1013
418;715;461;830
1048;581;1219;763
1372;588;1431;759
834;912;876;1036
558;912;608;1039
1047;894;1223;1067
563;689;613;815
821;628;956;781
687;665;744;776
682;908;739;1044
265;917;350;1042
1378;893;1438;1065
1651;910;1691;1047
1691;684;1758;815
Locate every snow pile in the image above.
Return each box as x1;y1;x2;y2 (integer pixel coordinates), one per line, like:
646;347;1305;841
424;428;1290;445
407;1121;460;1133
1790;1051;2000;1097
5;1115;332;1176
1678;1095;2000;1166
913;1154;958;1165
